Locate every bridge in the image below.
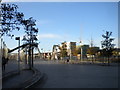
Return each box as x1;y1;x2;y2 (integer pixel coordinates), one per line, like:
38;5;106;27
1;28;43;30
8;43;38;53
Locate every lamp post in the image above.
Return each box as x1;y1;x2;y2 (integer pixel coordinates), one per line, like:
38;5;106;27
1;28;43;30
81;47;83;61
15;37;20;73
31;38;34;67
0;38;3;73
80;41;83;62
41;48;43;59
1;38;3;59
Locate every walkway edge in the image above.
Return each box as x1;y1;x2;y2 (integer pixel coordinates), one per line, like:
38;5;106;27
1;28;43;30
2;70;19;81
12;67;43;89
24;68;44;88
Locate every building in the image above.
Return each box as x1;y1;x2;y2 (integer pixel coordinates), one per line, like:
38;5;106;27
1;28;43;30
51;45;60;60
77;45;89;60
66;42;77;60
43;52;52;60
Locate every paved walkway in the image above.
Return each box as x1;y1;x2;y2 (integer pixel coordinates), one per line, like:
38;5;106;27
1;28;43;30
3;70;34;88
34;60;118;88
2;59;34;88
2;59;119;88
2;59;18;74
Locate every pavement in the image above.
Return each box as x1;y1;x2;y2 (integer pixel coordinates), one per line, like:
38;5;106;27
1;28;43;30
34;59;119;88
2;59;119;89
3;69;33;88
2;59;43;89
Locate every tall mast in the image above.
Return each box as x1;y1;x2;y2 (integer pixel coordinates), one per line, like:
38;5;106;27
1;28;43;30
80;25;83;61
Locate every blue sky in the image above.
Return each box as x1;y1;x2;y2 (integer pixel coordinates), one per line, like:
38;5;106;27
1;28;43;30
3;2;118;52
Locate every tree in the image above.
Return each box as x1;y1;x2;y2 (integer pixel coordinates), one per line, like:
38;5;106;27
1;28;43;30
22;17;38;43
22;17;38;69
0;3;39;69
101;31;115;65
0;3;24;37
59;41;68;58
87;47;99;63
76;46;81;54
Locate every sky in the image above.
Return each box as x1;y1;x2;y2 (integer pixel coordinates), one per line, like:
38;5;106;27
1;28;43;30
2;0;120;2
1;2;118;52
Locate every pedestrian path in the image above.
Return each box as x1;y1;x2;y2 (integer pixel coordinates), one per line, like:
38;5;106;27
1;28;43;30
3;69;34;88
2;59;43;89
2;59;30;76
2;59;18;74
2;59;34;89
34;60;118;88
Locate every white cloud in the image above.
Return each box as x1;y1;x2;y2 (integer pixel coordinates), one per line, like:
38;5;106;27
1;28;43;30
37;33;61;39
113;37;118;48
36;20;51;26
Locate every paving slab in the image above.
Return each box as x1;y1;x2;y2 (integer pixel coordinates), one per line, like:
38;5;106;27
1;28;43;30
2;69;34;88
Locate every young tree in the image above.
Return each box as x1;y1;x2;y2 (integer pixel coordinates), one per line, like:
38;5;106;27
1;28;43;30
22;17;38;69
87;47;99;63
0;3;39;69
0;3;24;71
101;31;115;65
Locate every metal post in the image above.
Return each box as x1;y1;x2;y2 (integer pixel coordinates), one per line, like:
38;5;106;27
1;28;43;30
3;42;5;59
25;47;27;64
1;38;3;59
0;37;2;90
79;41;83;62
15;37;20;73
81;47;82;61
41;48;43;59
0;38;3;72
18;39;20;72
31;39;33;67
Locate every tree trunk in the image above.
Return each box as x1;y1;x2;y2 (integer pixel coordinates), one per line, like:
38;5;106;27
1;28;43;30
28;47;31;69
31;47;33;67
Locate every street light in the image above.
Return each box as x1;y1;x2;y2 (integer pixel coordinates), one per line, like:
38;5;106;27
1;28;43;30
1;38;3;59
15;37;20;73
81;47;83;61
41;48;43;59
79;41;83;62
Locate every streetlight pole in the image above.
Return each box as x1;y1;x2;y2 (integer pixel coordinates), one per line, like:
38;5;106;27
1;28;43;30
0;37;2;90
80;41;83;62
15;37;20;73
31;39;33;67
41;48;43;59
81;47;83;62
1;38;3;59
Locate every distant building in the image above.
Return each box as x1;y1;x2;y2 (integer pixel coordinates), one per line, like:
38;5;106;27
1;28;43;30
77;45;89;60
43;52;52;60
66;42;77;60
51;45;60;60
